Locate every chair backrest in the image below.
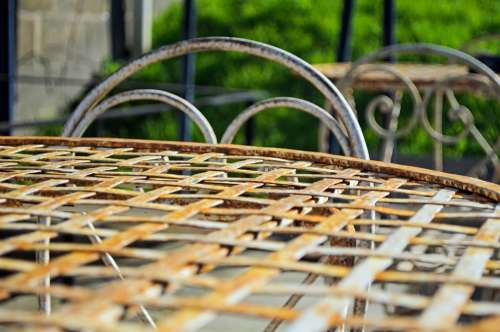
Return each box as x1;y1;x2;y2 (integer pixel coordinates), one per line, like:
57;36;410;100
62;37;368;159
320;43;499;181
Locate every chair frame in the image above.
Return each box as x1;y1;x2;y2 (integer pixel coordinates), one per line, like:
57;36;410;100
320;43;500;181
62;36;368;159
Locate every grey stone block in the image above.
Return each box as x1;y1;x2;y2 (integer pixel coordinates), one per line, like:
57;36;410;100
56;0;109;13
20;0;54;12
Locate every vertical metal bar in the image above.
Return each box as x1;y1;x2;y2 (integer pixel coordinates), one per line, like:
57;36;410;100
379;0;397;160
0;0;16;136
336;0;355;63
329;0;355;154
433;89;444;171
244;117;255;145
381;90;402;162
382;0;396;59
96;118;104;137
244;101;255;145
110;0;127;61
179;0;197;142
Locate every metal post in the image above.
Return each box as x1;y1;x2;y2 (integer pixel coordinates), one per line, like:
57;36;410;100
380;0;397;160
330;0;355;154
0;0;16;136
432;90;444;171
110;0;127;60
337;0;355;63
179;0;197;142
244;101;255;145
382;0;395;59
244;118;255;145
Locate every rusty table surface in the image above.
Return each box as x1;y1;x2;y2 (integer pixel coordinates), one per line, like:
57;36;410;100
313;62;495;92
0;136;498;332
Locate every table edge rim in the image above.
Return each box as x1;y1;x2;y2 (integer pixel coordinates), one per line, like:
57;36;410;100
0;136;497;202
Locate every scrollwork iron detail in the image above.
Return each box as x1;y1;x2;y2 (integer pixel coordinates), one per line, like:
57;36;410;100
339;64;422;140
329;43;500;181
420;82;474;145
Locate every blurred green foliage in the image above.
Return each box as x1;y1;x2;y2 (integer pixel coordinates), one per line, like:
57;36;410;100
64;0;499;157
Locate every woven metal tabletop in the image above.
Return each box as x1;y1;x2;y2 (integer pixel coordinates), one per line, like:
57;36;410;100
0;136;498;332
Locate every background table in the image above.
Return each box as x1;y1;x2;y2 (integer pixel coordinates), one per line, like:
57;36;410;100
313;62;493;92
0;136;498;332
314;57;500;183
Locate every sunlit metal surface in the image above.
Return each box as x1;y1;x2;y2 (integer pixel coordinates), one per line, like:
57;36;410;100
0;136;497;332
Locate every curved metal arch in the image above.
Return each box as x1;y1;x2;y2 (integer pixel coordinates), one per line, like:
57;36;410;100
338;64;423;139
345;43;500;94
68;89;217;144
221;97;351;155
62;37;368;159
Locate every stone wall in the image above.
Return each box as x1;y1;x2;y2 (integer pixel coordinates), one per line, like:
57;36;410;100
15;0;173;134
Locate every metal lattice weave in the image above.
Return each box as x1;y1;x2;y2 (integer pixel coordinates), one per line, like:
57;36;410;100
0;137;498;332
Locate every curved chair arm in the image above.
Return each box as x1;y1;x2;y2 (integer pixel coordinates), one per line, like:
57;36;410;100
68;89;217;144
62;37;368;159
221;97;351;155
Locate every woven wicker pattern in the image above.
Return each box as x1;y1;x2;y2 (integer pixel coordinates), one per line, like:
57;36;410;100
0;137;498;332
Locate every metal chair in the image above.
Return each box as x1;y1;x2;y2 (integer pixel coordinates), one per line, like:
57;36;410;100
62;37;368;159
319;43;500;181
60;37;374;331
